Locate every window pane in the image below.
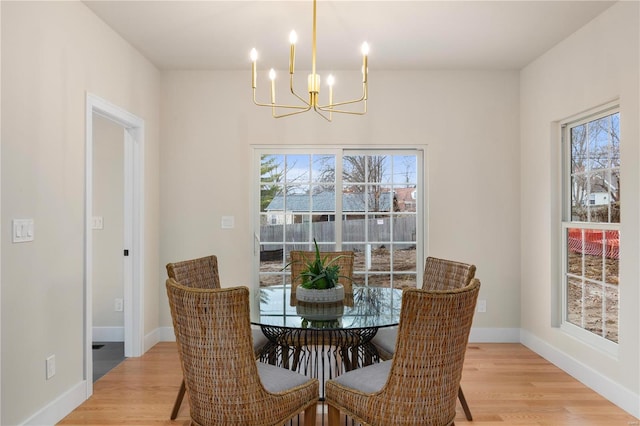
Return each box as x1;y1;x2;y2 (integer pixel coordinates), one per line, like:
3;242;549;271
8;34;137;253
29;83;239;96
312;154;334;183
569;112;620;224
392;155;417;185
368;185;392;212
392;244;417;273
285;154;310;183
570;124;587;176
393;216;416;242
369;273;391;288
605;286;618;342
584;281;603;336
343;185;365;214
565;226;619;343
343;155;366;184
367;216;391;243
394;274;417;289
566;276;583;327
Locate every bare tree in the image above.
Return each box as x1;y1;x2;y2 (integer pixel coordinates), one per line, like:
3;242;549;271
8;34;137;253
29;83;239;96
319;155;389;212
570;112;620;222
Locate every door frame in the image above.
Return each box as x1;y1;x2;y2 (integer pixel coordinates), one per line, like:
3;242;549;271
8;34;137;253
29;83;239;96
85;93;145;397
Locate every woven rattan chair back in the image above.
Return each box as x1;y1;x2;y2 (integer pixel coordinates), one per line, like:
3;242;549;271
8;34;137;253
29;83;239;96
166;255;220;289
326;279;480;426
166;279;318;425
289;250;355;306
423;256;476;291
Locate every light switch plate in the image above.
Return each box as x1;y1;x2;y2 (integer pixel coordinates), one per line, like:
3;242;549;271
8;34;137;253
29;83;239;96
221;216;235;229
12;219;34;243
92;216;104;230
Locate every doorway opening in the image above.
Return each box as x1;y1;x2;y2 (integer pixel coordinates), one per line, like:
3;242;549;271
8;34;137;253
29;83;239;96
85;93;145;398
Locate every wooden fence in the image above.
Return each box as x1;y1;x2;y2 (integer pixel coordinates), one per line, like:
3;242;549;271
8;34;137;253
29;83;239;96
260;216;416;252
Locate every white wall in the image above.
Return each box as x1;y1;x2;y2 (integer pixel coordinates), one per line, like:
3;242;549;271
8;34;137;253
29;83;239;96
159;69;521;333
92;115;124;336
520;0;639;415
1;2;160;425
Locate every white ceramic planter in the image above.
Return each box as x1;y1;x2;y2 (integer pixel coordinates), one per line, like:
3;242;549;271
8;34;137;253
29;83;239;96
296;301;345;320
296;284;345;303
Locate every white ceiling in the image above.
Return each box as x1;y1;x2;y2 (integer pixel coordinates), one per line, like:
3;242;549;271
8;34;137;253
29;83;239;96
84;1;615;71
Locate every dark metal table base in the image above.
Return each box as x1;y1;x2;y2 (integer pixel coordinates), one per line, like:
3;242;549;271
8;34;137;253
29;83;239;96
258;325;381;399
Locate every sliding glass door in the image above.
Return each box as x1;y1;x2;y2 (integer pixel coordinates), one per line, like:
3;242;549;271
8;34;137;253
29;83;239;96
255;148;423;306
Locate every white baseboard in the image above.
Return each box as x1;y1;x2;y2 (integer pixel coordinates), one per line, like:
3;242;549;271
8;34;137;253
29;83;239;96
144;328;162;352
468;327;520;343
521;329;640;418
158;326;176;342
21;380;86;426
92;326;124;342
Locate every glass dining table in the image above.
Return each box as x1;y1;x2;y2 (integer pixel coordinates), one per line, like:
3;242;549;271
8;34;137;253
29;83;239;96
253;285;402;399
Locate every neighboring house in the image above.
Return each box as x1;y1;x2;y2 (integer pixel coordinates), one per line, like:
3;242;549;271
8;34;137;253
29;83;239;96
588;192;610;206
265;190;419;224
392;187;417;212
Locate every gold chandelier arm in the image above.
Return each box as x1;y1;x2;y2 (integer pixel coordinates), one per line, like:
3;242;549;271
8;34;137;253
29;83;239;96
289;74;310;105
272;104;314;119
318;101;367;116
317;82;368;112
253;89;311;110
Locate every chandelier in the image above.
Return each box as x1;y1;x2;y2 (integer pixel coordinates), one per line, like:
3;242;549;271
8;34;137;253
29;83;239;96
250;0;369;121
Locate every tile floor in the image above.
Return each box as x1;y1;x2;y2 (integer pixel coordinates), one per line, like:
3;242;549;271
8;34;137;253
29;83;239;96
92;341;125;382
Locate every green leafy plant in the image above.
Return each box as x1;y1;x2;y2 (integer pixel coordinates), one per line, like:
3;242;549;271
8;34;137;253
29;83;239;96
290;239;349;290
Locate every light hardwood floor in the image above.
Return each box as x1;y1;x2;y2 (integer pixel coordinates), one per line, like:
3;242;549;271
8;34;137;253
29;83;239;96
58;342;638;425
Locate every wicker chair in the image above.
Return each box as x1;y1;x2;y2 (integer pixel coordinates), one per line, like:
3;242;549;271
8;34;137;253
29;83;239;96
166;255;221;289
166;255;268;419
325;279;480;426
371;256;477;420
166;279;319;426
289;250;355;306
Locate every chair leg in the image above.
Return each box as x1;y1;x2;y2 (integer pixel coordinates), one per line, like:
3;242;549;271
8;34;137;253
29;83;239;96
458;386;472;421
170;379;186;420
327;404;341;426
304;403;317;426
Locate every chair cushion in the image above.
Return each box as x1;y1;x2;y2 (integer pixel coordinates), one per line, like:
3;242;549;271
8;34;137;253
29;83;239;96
332;360;392;394
257;362;314;393
251;327;269;353
371;327;397;356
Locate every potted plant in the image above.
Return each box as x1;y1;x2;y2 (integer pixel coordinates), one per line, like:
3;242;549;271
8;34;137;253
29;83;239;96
289;239;350;303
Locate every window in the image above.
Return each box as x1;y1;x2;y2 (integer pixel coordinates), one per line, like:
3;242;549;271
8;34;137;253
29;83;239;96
562;106;620;347
255;148;423;317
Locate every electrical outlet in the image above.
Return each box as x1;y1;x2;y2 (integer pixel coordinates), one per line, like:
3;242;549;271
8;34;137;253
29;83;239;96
115;298;124;312
46;355;56;379
477;299;487;313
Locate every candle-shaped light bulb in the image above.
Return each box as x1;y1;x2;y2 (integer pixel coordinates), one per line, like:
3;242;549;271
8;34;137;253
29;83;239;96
327;75;335;86
361;42;369;83
289;30;297;74
269;68;276;104
250;48;258;88
361;42;370;56
327;75;334;113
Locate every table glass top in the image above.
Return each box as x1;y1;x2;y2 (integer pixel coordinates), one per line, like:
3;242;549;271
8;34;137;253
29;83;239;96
255;286;402;330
